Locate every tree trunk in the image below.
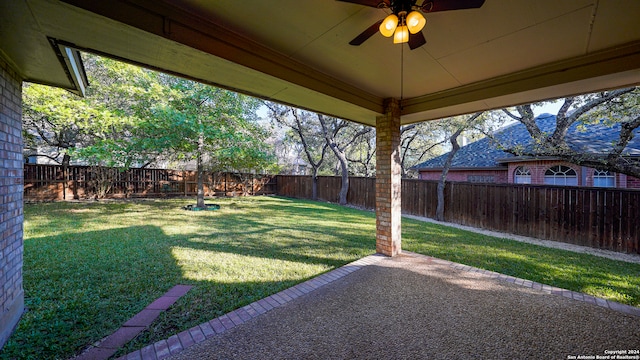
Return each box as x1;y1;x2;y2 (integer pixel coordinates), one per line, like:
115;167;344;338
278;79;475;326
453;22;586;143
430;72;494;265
436;181;445;221
196;130;205;208
326;143;349;204
312;167;318;201
436;128;463;221
318;114;350;205
62;153;71;200
336;151;349;205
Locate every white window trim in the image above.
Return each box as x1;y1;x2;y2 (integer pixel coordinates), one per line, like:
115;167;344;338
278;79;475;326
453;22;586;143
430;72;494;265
544;165;578;186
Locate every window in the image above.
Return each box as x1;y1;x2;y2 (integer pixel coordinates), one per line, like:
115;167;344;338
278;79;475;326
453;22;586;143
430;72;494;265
593;169;615;187
544;165;577;186
514;166;531;184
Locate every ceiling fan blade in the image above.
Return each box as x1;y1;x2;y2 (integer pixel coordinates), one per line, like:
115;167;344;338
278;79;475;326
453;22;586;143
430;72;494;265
335;0;390;8
349;19;384;46
421;0;485;13
408;31;427;50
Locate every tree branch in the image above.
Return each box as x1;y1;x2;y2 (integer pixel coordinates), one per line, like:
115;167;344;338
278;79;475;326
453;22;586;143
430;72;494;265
502;108;522;121
609;114;640;159
29;153;63;164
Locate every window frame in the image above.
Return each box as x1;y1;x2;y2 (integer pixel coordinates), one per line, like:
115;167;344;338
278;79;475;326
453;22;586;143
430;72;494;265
544;165;578;186
513;166;531;184
592;169;615;188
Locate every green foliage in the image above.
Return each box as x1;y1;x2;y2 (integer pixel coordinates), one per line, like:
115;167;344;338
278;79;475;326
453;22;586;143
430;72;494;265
22;82;125;163
575;88;640;125
24;53;276;173
136;79;271;169
23;55;158;166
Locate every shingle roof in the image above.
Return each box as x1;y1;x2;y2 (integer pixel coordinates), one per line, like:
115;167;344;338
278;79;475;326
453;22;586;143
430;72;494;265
413;113;640;170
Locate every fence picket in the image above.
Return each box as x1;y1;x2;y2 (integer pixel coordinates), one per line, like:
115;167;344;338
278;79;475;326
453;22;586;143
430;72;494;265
277;176;640;253
24;164;276;200
24;166;639;255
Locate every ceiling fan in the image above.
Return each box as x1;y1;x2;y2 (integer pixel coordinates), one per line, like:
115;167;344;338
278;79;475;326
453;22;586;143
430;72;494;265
338;0;485;50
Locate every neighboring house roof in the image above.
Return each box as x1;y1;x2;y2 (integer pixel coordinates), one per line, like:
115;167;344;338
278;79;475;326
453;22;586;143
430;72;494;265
413;113;640;170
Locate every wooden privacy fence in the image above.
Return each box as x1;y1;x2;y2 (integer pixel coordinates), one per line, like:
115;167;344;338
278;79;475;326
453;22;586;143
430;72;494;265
23;168;639;254
276;175;640;254
24;164;276;201
275;175;376;208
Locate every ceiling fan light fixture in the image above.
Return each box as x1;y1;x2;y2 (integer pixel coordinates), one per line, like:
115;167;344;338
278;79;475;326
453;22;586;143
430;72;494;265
393;25;409;44
406;11;426;34
379;14;398;37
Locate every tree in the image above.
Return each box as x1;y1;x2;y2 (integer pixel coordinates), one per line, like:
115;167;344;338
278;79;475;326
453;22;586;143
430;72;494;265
23;54;276;202
23;54;159;169
435;127;463;221
499;87;640;178
266;103;329;200
317;114;372;204
400;122;448;178
22;83;88;166
136;77;274;208
22;83;125;166
266;103;374;202
74;56;173;169
435;112;485;221
345;128;376;177
22;56;143;199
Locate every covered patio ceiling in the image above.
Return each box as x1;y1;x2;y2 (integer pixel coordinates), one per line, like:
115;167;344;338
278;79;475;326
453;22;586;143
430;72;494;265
2;0;640;126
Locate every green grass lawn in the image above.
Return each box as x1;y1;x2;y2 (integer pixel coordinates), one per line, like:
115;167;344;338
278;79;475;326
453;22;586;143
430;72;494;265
4;196;639;359
402;218;640;306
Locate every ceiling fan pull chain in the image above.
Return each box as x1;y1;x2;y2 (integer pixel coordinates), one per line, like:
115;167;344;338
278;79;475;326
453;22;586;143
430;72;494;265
400;40;404;110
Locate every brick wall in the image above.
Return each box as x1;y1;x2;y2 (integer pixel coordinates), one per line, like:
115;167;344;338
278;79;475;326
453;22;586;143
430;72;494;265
419;169;507;183
0;56;24;348
507;161;640;189
627;175;640;188
418;161;640;189
507;161;581;185
617;173;640;189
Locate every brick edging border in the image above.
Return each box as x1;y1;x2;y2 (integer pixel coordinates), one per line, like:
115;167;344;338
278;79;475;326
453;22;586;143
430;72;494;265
115;252;640;360
74;285;193;360
401;251;640;318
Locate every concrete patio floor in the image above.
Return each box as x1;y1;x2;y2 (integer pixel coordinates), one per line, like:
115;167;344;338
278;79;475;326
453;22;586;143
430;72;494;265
117;251;640;360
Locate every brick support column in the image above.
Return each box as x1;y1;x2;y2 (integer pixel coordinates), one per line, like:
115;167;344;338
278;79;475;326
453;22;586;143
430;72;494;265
0;56;24;349
375;98;401;256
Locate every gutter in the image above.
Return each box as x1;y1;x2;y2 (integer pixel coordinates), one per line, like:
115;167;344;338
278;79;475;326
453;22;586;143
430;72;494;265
48;38;89;97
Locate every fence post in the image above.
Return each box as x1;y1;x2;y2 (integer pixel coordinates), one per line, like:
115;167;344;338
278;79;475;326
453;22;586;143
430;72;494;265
72;168;77;200
62;165;67;200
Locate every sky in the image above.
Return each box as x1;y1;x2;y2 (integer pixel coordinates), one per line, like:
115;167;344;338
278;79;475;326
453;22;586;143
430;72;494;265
532;100;564;116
